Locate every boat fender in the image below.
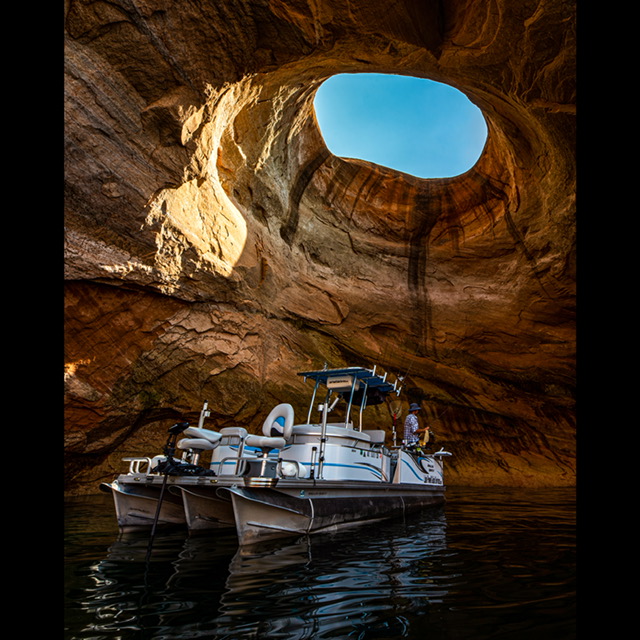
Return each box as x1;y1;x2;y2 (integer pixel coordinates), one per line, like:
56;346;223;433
262;403;294;440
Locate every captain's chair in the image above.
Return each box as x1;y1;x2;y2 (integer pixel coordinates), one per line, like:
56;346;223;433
244;403;294;476
261;403;294;440
177;437;218;466
184;425;222;445
177;426;222;466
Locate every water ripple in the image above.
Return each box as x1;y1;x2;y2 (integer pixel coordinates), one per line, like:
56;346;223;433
65;487;575;640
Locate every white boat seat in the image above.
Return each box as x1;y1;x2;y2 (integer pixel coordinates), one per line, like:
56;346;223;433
363;430;386;444
220;427;248;437
177;437;217;451
184;426;222;444
244;434;286;450
262;403;294;440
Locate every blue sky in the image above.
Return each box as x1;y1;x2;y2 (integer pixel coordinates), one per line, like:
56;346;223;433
314;74;488;179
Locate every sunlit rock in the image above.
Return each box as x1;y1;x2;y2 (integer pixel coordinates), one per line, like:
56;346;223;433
64;0;575;492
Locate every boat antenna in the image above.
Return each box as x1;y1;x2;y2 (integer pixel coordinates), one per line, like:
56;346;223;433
145;420;189;563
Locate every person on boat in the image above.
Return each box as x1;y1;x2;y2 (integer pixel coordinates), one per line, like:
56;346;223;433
403;403;429;448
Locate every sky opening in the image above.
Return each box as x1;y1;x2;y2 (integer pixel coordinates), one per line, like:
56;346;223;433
314;73;488;179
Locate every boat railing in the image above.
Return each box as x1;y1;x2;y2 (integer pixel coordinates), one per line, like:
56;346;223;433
122;456;155;475
215;453;306;480
216;454;252;476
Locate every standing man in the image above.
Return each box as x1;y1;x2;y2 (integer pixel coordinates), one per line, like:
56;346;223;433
403;403;429;446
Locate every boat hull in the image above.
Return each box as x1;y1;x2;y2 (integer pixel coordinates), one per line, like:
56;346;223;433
102;476;445;543
99;480;186;529
171;485;236;531
221;480;446;545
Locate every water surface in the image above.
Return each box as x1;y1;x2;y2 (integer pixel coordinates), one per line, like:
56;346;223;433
64;486;575;639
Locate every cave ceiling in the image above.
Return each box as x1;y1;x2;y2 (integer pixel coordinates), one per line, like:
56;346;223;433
64;0;576;491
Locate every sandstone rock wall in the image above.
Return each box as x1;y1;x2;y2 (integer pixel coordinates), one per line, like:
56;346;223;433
64;0;576;493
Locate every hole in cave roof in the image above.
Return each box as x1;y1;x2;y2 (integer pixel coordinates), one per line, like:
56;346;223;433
314;73;488;179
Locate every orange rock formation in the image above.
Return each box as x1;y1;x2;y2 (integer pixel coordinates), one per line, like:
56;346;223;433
64;0;576;492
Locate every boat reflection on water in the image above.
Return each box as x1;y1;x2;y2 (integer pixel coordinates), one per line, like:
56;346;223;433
216;515;447;640
86;506;448;639
66;488;576;639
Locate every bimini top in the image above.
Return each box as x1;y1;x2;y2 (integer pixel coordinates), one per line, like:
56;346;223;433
298;366;400;401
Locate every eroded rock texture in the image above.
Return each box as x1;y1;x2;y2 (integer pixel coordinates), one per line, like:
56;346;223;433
64;0;576;493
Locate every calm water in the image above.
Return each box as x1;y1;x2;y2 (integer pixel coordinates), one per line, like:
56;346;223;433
64;486;575;639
